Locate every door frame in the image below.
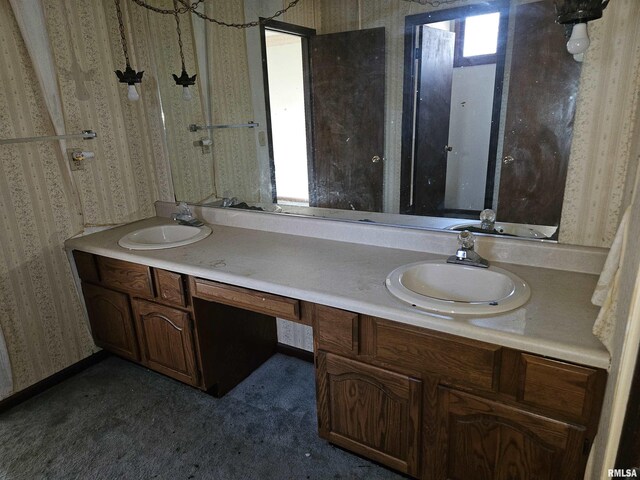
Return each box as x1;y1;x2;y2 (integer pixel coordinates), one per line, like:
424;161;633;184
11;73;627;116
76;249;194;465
399;2;509;215
259;19;316;204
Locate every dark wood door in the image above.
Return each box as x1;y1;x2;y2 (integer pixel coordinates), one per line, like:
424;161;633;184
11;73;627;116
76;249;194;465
413;25;455;216
309;27;385;212
497;0;581;225
316;352;422;477
432;387;587;480
132;299;199;386
81;283;139;361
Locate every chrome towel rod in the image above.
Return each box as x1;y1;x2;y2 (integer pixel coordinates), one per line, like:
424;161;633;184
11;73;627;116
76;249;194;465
188;122;258;132
0;130;97;145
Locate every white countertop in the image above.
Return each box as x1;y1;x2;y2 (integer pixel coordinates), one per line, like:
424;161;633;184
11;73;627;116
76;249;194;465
65;216;610;369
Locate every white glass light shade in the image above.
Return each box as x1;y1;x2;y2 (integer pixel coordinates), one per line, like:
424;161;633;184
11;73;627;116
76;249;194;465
127;84;140;101
182;86;192;101
567;22;590;55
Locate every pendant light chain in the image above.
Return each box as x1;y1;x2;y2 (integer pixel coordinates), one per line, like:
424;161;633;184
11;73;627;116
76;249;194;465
170;0;197;95
115;0;131;67
400;0;465;6
173;0;186;72
128;0;302;29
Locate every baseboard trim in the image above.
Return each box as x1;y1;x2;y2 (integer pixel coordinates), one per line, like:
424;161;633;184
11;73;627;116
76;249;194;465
276;343;314;363
0;350;110;414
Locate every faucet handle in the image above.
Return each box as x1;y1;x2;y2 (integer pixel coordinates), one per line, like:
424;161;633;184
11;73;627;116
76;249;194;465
458;230;475;249
480;209;496;230
177;202;191;216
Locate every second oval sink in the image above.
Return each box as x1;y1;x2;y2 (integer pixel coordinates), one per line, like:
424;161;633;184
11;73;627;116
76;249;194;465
385;260;530;315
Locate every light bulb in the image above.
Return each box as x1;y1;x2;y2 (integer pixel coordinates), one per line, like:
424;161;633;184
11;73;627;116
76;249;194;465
182;86;192;101
567;22;590;56
127;84;140;101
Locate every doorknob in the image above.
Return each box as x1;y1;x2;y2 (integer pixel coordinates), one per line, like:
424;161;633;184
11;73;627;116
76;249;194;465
371;155;381;163
444;145;453;152
503;155;515;165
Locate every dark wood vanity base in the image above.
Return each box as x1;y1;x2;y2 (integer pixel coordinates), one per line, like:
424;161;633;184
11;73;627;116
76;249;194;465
73;251;607;480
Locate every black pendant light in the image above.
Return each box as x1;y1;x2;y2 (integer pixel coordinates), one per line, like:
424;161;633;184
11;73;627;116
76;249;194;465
114;0;143;101
171;0;196;101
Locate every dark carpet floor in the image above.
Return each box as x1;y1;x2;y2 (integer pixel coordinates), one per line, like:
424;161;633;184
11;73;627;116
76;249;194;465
0;354;406;480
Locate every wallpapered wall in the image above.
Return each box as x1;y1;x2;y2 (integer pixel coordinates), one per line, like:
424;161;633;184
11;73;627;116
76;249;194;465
144;1;214;203
0;0;173;396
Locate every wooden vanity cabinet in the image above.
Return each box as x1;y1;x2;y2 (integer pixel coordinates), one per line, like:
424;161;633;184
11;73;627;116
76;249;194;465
73;251;201;388
73;251;607;479
312;305;606;480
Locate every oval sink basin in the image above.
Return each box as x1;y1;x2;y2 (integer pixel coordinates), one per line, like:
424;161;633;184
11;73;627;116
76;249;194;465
118;224;212;250
386;260;530;315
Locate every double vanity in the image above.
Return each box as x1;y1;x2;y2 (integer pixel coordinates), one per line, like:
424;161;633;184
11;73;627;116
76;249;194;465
65;211;609;480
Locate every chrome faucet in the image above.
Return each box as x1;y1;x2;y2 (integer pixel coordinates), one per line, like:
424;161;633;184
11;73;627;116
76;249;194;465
447;231;489;268
172;202;204;227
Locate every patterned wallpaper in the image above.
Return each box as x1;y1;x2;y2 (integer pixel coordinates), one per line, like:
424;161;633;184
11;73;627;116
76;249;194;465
0;0;173;396
144;0;215;203
559;0;640;246
206;0;261;202
0;0;95;394
43;0;173;225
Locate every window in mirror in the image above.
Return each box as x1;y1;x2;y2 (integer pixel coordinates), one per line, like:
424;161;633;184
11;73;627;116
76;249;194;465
462;13;501;57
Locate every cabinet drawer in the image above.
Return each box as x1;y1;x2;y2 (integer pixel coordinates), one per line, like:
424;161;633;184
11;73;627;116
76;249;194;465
96;256;153;297
372;320;501;391
154;269;186;307
191;278;300;321
517;354;603;420
315;305;359;355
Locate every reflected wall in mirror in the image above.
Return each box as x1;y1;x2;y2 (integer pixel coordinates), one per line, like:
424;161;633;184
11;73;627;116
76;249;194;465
144;0;627;244
400;0;581;232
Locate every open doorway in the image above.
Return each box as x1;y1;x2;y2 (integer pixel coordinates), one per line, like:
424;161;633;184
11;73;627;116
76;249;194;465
260;20;315;206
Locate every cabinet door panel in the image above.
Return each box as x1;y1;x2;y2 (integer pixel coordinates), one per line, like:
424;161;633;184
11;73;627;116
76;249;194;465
132;299;199;386
81;283;139;361
317;352;421;477
433;387;586;480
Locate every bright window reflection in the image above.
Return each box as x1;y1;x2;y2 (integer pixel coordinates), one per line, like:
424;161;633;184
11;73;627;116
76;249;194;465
463;12;500;57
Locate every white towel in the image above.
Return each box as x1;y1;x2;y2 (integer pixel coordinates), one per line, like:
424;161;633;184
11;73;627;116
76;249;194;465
592;207;631;353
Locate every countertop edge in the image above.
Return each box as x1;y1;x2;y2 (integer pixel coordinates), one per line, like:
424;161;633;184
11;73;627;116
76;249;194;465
64;218;611;370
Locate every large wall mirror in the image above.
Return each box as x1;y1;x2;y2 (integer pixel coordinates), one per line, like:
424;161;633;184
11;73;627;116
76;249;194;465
151;0;585;242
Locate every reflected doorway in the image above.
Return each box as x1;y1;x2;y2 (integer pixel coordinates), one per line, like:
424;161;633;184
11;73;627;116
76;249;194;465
261;22;386;212
401;4;508;218
261;21;315;206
